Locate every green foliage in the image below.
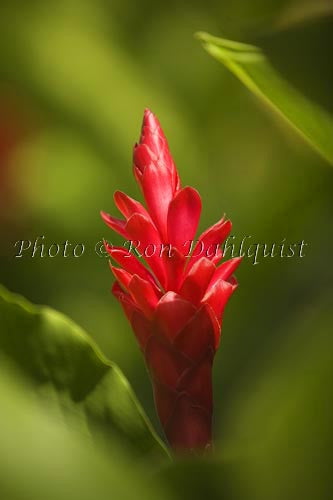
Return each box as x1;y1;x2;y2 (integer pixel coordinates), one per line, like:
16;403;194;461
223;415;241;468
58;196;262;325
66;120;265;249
196;32;333;166
0;360;168;500
0;285;168;461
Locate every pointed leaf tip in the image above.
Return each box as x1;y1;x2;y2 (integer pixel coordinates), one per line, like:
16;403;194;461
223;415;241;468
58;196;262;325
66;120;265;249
196;31;333;166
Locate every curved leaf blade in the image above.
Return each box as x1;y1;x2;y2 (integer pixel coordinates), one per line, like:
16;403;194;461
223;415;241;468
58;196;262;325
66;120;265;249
0;358;171;500
0;285;169;460
196;31;333;166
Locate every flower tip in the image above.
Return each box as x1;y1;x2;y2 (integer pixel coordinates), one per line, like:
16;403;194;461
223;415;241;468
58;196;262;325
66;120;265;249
142;108;153;125
103;238;112;253
142;107;160;133
100;210;109;221
143;107;154;118
113;190;124;205
229;255;243;267
230;256;243;275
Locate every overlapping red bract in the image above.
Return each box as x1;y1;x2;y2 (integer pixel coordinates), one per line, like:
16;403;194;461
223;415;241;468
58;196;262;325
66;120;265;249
101;109;241;452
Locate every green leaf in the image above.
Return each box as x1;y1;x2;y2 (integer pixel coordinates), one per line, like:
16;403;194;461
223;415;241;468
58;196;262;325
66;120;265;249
196;31;333;166
0;285;168;460
0;358;170;500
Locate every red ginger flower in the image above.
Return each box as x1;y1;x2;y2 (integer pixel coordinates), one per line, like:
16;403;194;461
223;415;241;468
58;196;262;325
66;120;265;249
101;109;241;452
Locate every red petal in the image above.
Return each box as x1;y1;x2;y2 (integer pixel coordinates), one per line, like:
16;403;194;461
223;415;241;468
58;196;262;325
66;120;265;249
167;186;202;252
106;246;158;289
125;213;166;287
228;275;238;288
112;281;137;321
202;278;235;323
114;191;149;219
144;335;189;390
130;310;153;350
110;265;132;291
188;218;232;270
100;211;128;239
128;274;160;319
133;143;156;175
154;291;196;342
175;170;181;192
140;109;166;157
134;109;179;204
174;304;216;360
161;246;186;292
133;161;143;186
141;162;173;240
179;257;215;305
209;257;242;289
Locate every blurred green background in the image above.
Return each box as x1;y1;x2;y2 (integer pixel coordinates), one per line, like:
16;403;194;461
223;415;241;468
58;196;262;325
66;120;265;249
0;0;332;498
